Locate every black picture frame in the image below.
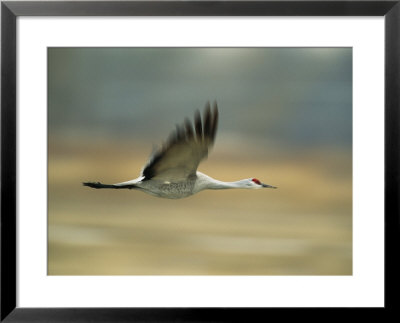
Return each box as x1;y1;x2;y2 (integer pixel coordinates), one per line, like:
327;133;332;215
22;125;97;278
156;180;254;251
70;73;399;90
1;1;399;321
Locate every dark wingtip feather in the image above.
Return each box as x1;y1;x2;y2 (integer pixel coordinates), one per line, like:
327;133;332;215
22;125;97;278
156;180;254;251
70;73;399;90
194;109;202;140
204;101;211;116
175;124;185;141
210;101;219;143
184;117;194;139
213;101;218;117
141;101;219;181
203;102;212;138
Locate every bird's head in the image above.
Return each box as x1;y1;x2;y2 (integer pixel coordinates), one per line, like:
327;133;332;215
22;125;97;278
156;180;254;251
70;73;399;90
242;178;277;189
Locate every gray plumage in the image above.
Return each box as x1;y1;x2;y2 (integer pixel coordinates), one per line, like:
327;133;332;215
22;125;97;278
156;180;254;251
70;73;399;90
83;102;276;199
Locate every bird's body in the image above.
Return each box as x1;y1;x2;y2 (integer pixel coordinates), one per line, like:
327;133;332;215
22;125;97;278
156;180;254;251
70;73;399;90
83;102;276;198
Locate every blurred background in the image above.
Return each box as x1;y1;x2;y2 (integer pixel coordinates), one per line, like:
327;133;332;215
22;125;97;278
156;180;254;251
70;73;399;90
48;48;352;275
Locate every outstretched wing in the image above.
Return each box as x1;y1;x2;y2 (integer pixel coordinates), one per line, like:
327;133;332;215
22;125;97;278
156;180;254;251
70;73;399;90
141;102;218;182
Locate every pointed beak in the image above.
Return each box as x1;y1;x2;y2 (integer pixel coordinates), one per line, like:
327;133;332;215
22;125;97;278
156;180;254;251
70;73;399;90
262;183;277;189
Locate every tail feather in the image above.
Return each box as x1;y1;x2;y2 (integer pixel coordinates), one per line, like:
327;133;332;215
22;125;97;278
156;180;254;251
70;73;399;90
83;182;136;189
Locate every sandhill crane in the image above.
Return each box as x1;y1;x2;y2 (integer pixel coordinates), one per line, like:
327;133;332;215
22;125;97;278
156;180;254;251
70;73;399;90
83;102;277;199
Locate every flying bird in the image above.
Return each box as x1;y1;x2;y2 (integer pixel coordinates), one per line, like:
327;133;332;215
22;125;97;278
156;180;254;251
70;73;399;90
83;102;277;199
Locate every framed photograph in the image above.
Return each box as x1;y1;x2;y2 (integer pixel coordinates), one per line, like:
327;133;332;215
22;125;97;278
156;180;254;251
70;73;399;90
1;0;399;321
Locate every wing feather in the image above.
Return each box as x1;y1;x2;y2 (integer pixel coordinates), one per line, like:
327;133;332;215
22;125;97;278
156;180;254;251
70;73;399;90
194;109;202;140
141;102;219;181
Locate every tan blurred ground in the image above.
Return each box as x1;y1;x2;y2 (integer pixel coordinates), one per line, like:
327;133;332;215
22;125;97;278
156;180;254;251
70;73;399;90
48;138;352;275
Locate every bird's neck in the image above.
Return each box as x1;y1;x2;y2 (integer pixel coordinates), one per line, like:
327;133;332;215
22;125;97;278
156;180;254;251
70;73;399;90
196;172;246;190
208;180;244;190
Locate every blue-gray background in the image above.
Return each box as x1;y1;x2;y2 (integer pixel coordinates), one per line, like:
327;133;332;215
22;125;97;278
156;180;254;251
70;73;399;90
48;48;352;275
49;48;351;149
